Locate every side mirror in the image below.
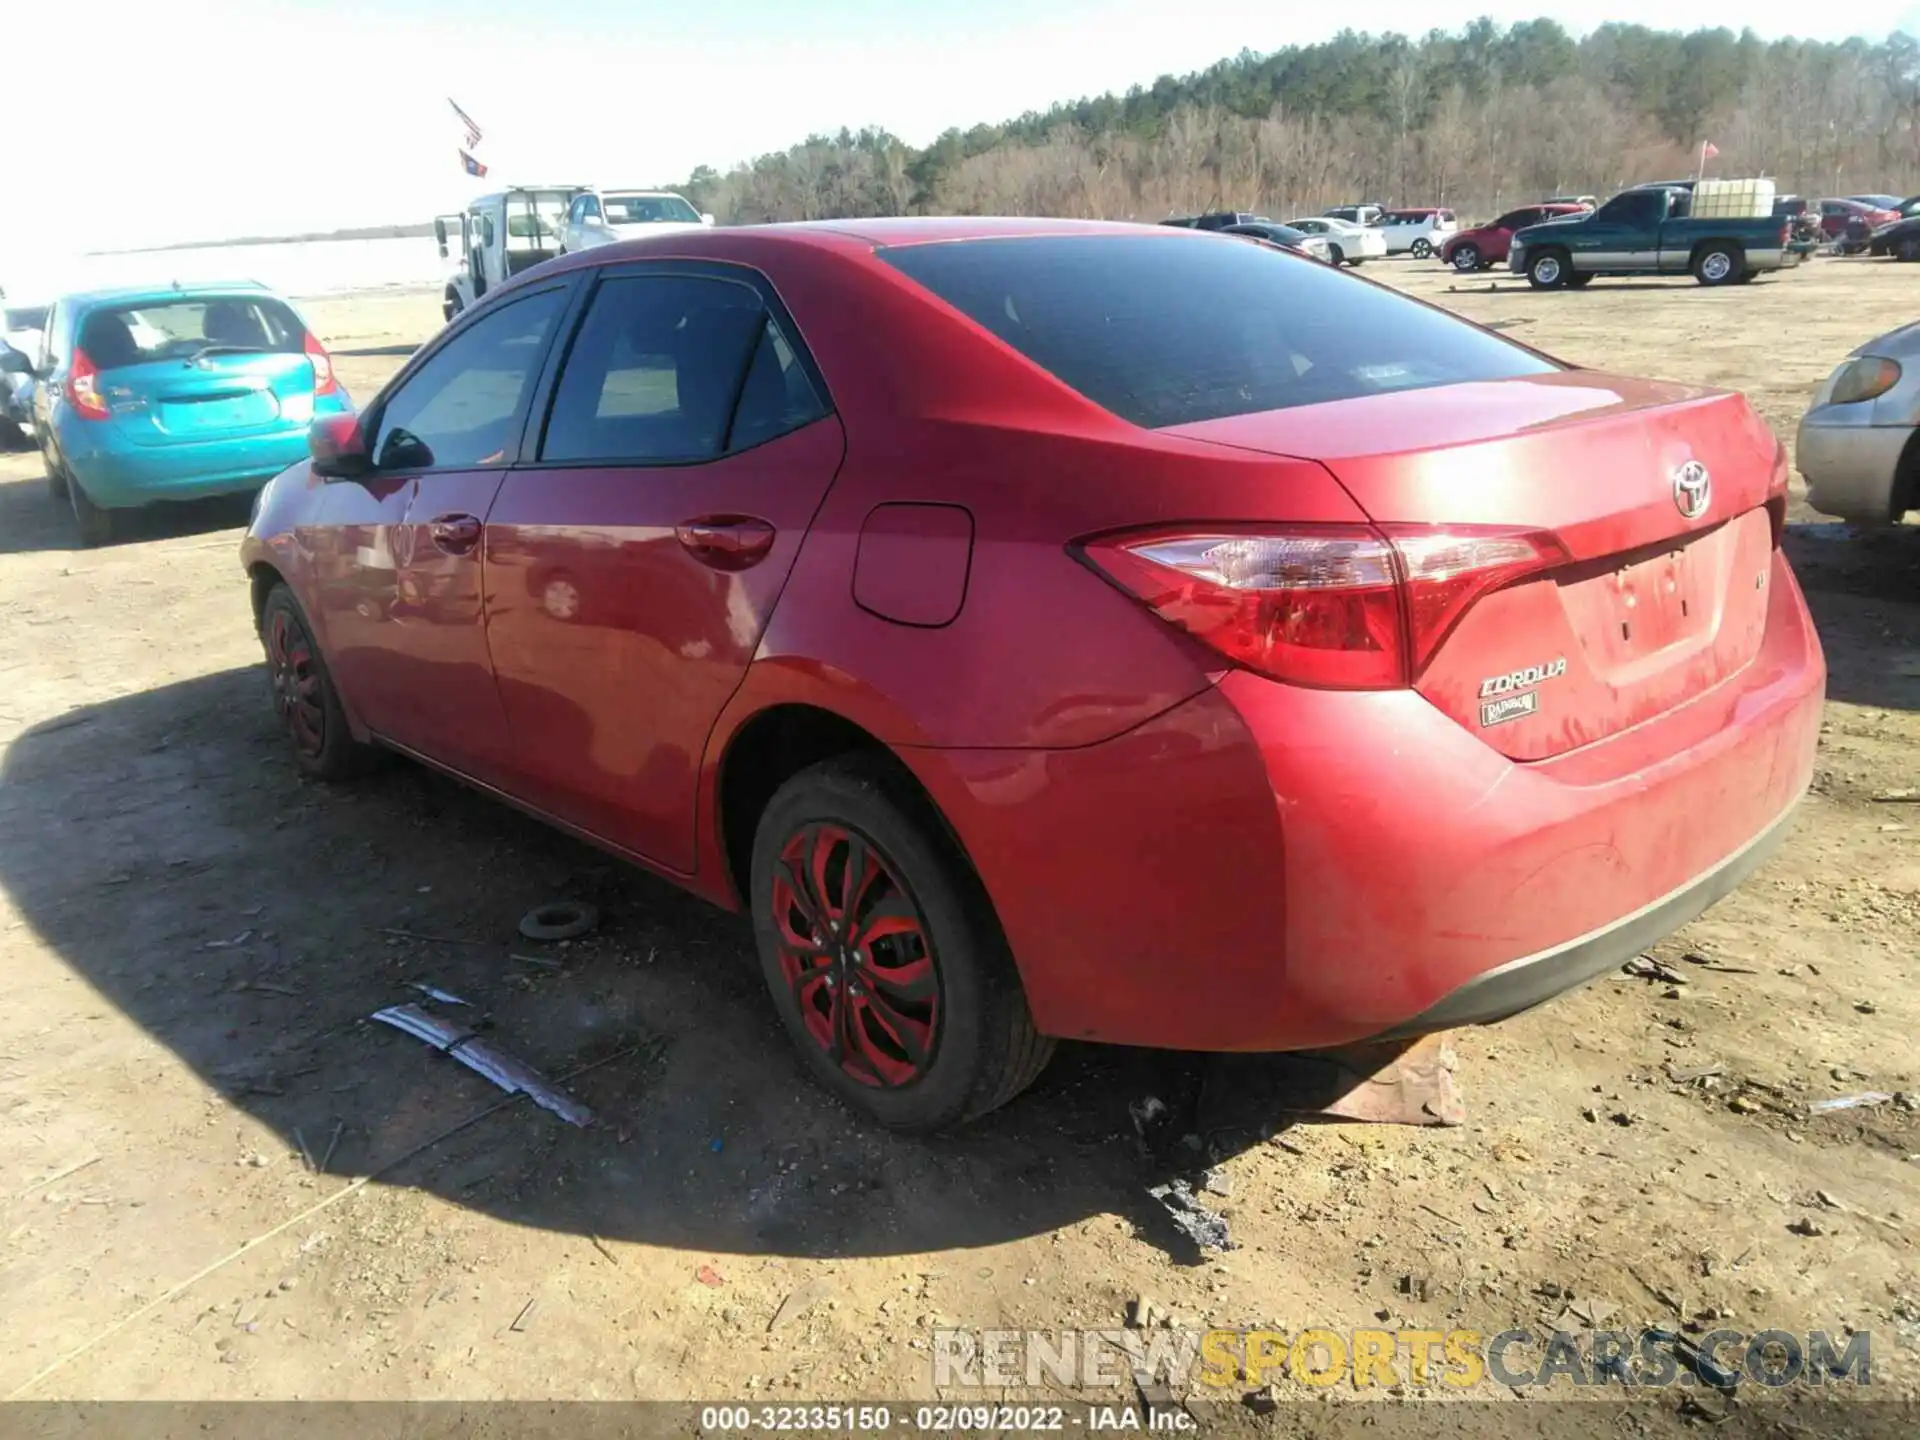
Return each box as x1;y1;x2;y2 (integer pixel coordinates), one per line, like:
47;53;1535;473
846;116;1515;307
309;412;371;479
701;213;716;227
434;218;449;258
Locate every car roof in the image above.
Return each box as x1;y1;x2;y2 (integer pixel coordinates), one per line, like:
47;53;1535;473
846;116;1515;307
59;280;275;307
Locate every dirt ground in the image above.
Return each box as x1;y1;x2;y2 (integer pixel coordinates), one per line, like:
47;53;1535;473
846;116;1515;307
0;257;1916;1426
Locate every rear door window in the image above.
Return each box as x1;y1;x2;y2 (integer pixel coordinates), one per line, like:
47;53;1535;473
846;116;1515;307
540;274;775;463
879;234;1557;429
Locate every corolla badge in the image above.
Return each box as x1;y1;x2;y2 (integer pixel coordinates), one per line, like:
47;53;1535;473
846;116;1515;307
1672;460;1711;519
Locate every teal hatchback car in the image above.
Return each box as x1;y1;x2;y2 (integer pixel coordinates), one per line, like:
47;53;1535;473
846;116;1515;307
32;282;351;545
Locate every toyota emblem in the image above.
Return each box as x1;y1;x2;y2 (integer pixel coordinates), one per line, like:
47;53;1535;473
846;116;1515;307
1672;460;1711;519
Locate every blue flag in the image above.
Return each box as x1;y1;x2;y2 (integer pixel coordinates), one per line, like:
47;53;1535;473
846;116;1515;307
459;149;488;178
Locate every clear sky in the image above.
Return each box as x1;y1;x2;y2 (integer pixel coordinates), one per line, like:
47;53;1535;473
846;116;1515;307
14;0;1919;258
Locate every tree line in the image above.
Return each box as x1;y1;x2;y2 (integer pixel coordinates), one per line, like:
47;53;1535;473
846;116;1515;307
670;21;1920;226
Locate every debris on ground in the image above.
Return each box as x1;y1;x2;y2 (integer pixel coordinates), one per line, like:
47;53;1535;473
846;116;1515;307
696;1264;725;1287
1788;1216;1828;1237
510;1298;538;1332
408;982;472;1006
1623;955;1687;984
371;1003;592;1126
1127;1295;1171;1328
1146;1178;1233;1253
1872;789;1918;803
319;1122;343;1172
1809;1092;1894;1113
518;901;600;942
769;1278;834;1333
1650;1329;1740;1390
1201;1167;1233;1198
1243;1383;1282;1414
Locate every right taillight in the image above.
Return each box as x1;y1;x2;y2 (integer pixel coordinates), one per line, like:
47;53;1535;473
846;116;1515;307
65;348;110;420
1080;524;1567;690
303;330;338;396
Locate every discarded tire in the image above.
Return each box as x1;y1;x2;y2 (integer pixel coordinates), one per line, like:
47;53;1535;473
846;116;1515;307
518;901;600;942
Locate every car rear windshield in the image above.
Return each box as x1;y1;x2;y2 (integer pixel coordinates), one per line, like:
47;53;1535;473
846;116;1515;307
605;194;700;224
878;234;1559;429
78;296;306;370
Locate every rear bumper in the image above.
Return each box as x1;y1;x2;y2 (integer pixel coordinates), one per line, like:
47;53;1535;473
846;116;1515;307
916;547;1824;1051
1369;795;1797;1038
1797;413;1911;522
61;427;316;509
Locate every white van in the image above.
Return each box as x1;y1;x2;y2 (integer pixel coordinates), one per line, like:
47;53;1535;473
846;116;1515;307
1379;208;1459;258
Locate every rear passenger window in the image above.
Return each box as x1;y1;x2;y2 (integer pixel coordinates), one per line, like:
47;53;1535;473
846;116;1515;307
540;275;822;463
729;319;827;450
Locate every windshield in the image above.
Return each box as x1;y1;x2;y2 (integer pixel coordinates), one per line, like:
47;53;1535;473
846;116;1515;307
604;193;701;225
879;234;1557;429
77;296;305;370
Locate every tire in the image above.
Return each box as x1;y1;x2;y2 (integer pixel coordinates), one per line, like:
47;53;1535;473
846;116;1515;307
67;472;118;547
43;450;66;499
1898;237;1920;264
1410;238;1432;259
1327;244;1346;266
0;417;24;452
1565;271;1595;289
259;583;377;781
749;756;1054;1132
1527;249;1570;289
1693;244;1740;285
443;289;464;323
1450;244;1481;273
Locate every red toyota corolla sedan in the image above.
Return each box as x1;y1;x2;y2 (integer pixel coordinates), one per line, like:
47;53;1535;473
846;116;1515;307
240;218;1824;1131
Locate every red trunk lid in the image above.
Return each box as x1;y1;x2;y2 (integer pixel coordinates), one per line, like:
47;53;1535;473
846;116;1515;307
1165;371;1783;759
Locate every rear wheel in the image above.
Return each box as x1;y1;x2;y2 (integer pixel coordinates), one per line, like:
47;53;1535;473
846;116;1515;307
1327;243;1346;266
1898;237;1920;263
1693;244;1740;286
443;288;464;323
1410;238;1432;259
259;584;376;780
750;757;1053;1132
67;474;117;547
1527;249;1570;289
1450;243;1482;272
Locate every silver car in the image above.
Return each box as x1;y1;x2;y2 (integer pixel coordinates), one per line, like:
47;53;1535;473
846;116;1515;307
1797;322;1920;525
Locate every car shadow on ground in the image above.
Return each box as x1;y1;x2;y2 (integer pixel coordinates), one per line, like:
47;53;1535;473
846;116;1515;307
1786;521;1920;713
0;665;1351;1263
0;472;255;557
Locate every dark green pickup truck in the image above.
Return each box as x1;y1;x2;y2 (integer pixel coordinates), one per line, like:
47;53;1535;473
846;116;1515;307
1508;186;1802;289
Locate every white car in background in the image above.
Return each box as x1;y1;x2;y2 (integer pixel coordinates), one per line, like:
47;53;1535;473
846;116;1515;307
1379;207;1459;258
557;190;715;253
1283;216;1387;266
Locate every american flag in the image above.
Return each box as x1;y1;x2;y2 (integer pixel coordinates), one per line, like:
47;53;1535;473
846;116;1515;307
459;149;488;178
1701;141;1720;160
449;98;483;150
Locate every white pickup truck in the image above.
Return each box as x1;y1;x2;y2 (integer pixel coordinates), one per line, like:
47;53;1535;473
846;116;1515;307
556;189;714;254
